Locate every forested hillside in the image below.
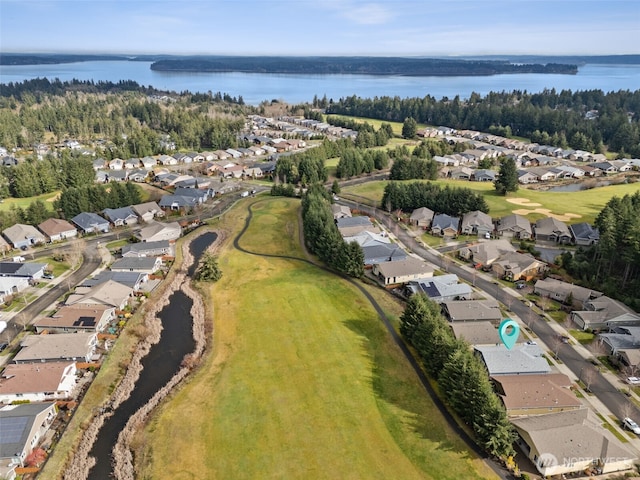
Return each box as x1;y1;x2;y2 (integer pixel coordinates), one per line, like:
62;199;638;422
325;89;640;156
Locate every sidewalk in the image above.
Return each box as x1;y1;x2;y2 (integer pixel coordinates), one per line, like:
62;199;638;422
384;220;640;454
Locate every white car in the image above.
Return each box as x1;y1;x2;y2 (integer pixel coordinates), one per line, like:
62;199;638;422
627;377;640;385
623;417;640;435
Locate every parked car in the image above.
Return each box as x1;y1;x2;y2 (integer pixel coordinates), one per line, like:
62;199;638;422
627;377;640;385
0;342;8;352
43;273;54;280
623;417;640;435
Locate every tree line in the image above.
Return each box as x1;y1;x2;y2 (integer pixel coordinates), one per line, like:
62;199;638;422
560;191;640;311
400;294;515;458
301;184;364;278
1;155;95;198
387;140;466;181
55;182;142;220
381;181;489;216
325;89;640;157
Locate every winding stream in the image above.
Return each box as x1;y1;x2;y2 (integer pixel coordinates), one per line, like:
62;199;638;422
86;231;216;479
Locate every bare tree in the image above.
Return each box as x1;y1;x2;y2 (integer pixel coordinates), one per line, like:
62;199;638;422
550;335;564;360
538;294;551;314
66;238;86;270
581;366;597;393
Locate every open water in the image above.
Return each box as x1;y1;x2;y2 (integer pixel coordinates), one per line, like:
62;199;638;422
1;61;639;105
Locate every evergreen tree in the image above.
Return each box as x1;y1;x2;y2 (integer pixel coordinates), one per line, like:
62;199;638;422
494;158;519;195
195;253;223;282
402;117;418;139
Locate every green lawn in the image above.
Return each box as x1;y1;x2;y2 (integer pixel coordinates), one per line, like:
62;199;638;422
342;179;640;224
34;256;71;277
0;191;59;212
138;198;495;480
569;329;596;345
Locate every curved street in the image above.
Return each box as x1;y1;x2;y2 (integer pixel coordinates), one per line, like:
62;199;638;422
340;197;640;444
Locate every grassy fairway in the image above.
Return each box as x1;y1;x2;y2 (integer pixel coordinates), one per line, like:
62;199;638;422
342;179;640;224
138;197;495;480
0;190;59;212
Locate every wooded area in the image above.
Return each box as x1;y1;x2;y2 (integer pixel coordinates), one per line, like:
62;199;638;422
325;89;640;156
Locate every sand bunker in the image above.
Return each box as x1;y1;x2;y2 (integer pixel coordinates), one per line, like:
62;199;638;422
506;197;542;207
512;208;582;222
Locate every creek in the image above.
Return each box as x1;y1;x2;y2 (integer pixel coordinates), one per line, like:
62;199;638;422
87;231;216;479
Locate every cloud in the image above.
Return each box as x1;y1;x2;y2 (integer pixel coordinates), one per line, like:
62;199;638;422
323;1;395;25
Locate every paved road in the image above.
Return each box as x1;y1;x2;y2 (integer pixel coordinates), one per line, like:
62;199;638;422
343;200;640;431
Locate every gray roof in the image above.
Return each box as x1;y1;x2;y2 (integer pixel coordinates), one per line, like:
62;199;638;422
362;243;407;265
103;206;137;222
336;216;374;228
431;213;460;231
450;321;499;346
442;299;502;322
409;207;434;221
14;332;96;363
173;187;207;199
461;210;493;231
475;344;550;375
534;217;570;237
121;240;171;256
81;271;146;290
158;194;198;208
3;224;46;244
534;278;602;304
0;402;57;458
0;261;47;277
111;257;159;271
497;214;532;234
72;212;109;230
511;409;636;466
569;222;600;241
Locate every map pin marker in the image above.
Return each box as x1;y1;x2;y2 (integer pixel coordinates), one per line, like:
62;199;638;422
498;318;520;350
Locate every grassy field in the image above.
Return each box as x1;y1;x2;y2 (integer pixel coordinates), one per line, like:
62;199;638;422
0;191;59;212
137;198;495;480
342;179;640;224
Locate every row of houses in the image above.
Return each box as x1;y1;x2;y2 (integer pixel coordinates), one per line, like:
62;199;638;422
0;230;179;477
442;291;636;478
411;208;599;247
250;115;358;139
0;202;180;254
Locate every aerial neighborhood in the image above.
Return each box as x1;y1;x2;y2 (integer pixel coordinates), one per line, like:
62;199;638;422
0;104;639;480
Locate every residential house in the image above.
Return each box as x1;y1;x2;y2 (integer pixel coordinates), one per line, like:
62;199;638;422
362;243;407;266
599;327;640;372
2;224;46;249
511;409;636;478
33;304;115;333
0;362;77;404
0;277;30;301
140;156;157;169
472;169;497;182
158;194;198;211
517;170;539;184
172;152;187;163
409;207;435;229
491;252;545;281
123;158;138;170
458;239;516;267
65;280;132;310
343;231;390;248
405;274;473;302
109;158;124;170
496;214;532;240
93;158;107;170
441;299;502;324
81;271;147;292
571;296;640;331
331;204;352;220
493;373;581;416
37;218;78;242
135;220;181;243
131;202;164;223
528;167;557;182
533;278;602;308
534;217;572;244
127;169;149;182
336;216;379;237
156;173;193;187
569;222;600;246
449;166;474;180
0;262;47;282
110;257;163;275
121;240;173;258
450;321;499;347
474;344;550;376
0;402;57;475
242;166;263;179
372;258;434;286
173;187;209;203
460;210;493;237
71;212;110;234
158;154;178;166
611;160;633;172
186;152;205;163
591;161;617;174
431;214;460;237
13;333;98;364
103;207;138;227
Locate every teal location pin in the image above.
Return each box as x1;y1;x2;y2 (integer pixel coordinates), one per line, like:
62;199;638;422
498;319;520;350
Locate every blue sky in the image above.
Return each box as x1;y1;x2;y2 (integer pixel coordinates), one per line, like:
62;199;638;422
1;0;638;56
